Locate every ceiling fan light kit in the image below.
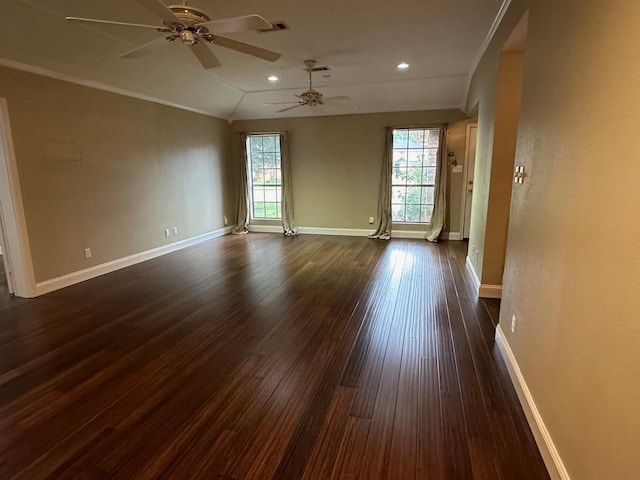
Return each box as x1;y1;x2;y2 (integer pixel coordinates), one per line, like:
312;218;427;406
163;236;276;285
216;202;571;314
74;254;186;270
270;60;352;113
65;0;282;69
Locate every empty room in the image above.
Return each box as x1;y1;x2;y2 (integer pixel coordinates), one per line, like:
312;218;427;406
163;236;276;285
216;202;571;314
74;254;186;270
0;0;638;479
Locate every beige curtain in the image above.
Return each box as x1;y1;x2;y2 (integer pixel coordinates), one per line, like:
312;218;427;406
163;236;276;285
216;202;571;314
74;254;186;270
369;127;393;240
424;127;448;242
280;132;298;236
232;133;250;234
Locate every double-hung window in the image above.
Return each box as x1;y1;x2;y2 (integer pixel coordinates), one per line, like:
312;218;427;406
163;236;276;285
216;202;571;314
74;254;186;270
247;134;282;220
391;128;440;223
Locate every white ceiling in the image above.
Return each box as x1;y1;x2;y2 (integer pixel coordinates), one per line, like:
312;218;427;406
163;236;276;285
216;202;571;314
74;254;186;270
0;0;504;120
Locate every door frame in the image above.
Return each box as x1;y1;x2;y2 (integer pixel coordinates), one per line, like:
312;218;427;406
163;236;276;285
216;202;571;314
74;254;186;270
0;97;36;297
459;122;478;239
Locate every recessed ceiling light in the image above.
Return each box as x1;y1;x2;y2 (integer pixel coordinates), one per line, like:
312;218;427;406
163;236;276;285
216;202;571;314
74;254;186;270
267;75;279;82
397;62;410;70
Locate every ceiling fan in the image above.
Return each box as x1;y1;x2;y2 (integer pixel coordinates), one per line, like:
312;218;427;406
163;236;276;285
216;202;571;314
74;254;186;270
268;60;352;113
65;0;281;69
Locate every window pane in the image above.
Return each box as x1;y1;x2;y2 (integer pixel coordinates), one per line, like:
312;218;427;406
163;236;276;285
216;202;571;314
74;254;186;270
409;129;426;148
275;203;282;218
393;129;409;149
424;148;438;166
274;152;281;168
253;186;265;203
423;166;437;184
406;166;422;185
406;186;421;205
392;204;405;222
262;168;278;185
252;152;264;168
250;136;263;152
406;204;421;222
264;202;280;218
427;129;440;147
253;203;266;218
252;165;264;185
421;205;434;223
264;152;277;168
421;186;435;205
392;186;406;204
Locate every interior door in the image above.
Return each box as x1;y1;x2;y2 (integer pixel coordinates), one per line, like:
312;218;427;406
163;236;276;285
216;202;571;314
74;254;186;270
463;124;477;239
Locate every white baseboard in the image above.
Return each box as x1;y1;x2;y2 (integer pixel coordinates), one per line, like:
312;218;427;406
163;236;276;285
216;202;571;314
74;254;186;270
465;256;502;298
299;226;371;237
495;326;571;480
35;226;233;296
479;284;502;298
442;232;462;240
248;224;282;234
466;255;481;292
248;226;465;240
249;225;373;237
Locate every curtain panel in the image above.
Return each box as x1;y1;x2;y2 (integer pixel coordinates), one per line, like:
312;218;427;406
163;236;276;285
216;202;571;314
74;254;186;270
231;133;250;235
424;127;447;242
280;131;298;236
369;127;393;240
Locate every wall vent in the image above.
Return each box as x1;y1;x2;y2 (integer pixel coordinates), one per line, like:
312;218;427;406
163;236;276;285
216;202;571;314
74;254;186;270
259;21;289;33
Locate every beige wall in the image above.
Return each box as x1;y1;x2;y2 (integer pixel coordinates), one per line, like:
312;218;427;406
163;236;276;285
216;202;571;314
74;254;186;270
0;66;233;282
471;0;640;478
482;50;525;284
232;110;466;232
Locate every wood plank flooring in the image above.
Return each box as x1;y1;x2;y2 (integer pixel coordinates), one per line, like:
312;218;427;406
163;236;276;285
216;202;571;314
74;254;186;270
0;234;549;479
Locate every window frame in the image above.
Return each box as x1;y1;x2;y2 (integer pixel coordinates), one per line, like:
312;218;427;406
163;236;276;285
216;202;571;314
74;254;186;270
246;133;282;221
390;127;441;224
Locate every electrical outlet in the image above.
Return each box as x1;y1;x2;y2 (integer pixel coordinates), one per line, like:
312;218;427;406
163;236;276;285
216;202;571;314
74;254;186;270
368;216;374;224
84;248;92;259
164;228;171;237
511;314;518;334
173;227;178;236
224;215;228;226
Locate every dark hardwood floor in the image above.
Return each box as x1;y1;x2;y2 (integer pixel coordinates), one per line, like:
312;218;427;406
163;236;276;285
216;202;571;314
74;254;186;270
0;234;549;479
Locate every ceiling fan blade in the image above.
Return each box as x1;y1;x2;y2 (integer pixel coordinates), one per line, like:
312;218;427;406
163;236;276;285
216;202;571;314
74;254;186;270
66;17;165;30
197;14;271;33
189;42;222;69
211;35;281;62
264;102;299;105
121;37;168;59
276;104;304;113
136;0;183;26
323;95;353;102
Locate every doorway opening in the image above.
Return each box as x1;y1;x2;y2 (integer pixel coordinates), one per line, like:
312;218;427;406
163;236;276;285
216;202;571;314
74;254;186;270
0;97;35;298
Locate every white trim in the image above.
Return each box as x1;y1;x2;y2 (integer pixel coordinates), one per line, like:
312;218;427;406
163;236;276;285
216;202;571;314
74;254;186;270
0;59;219;119
479;284;502;298
248;224;283;234
461;123;478;238
442;232;462;241
466;255;481;294
0;98;37;297
248;226;463;240
465;0;512;109
391;230;424;239
495;326;571;480
299;226;370;237
35;226;233;296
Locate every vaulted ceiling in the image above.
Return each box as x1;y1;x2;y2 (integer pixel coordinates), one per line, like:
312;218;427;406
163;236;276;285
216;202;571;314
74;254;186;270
0;0;504;120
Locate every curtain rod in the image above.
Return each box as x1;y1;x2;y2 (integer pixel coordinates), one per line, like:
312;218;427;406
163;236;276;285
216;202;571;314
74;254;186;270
237;131;288;135
386;123;448;129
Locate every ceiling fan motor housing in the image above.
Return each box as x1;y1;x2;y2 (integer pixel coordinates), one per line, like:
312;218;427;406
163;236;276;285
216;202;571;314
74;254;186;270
168;5;210;26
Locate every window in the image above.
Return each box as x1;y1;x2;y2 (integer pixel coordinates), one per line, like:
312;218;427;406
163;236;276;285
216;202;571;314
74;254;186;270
247;134;281;219
391;128;440;223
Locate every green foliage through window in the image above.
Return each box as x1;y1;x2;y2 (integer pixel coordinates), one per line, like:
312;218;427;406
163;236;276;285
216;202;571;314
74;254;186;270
247;134;282;219
391;128;440;223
